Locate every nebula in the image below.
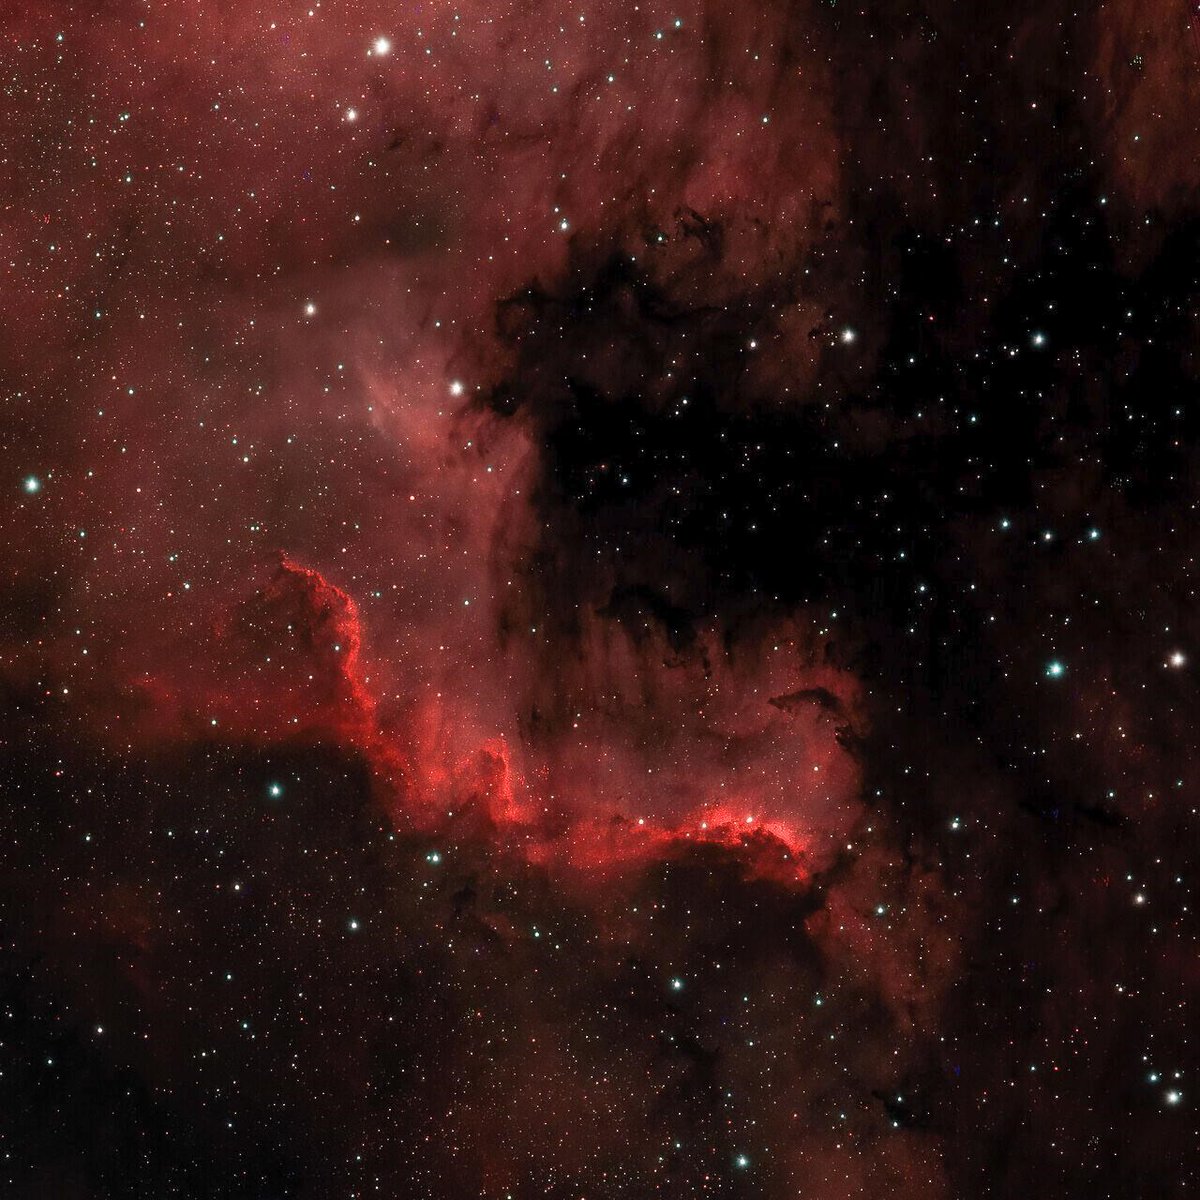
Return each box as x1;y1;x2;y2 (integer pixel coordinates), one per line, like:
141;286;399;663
1;1;1197;1196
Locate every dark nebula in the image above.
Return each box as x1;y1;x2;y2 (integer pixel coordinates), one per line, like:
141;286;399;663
2;1;1197;1196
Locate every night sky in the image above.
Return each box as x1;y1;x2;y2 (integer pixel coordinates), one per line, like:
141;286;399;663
2;2;1199;1196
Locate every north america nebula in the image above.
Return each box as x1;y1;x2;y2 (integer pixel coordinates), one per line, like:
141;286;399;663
1;1;1198;1196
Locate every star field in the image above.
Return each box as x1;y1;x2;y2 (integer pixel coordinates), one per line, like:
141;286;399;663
1;1;1198;1197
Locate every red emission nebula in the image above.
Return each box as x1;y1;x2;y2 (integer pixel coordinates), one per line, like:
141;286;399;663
1;1;1198;1198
